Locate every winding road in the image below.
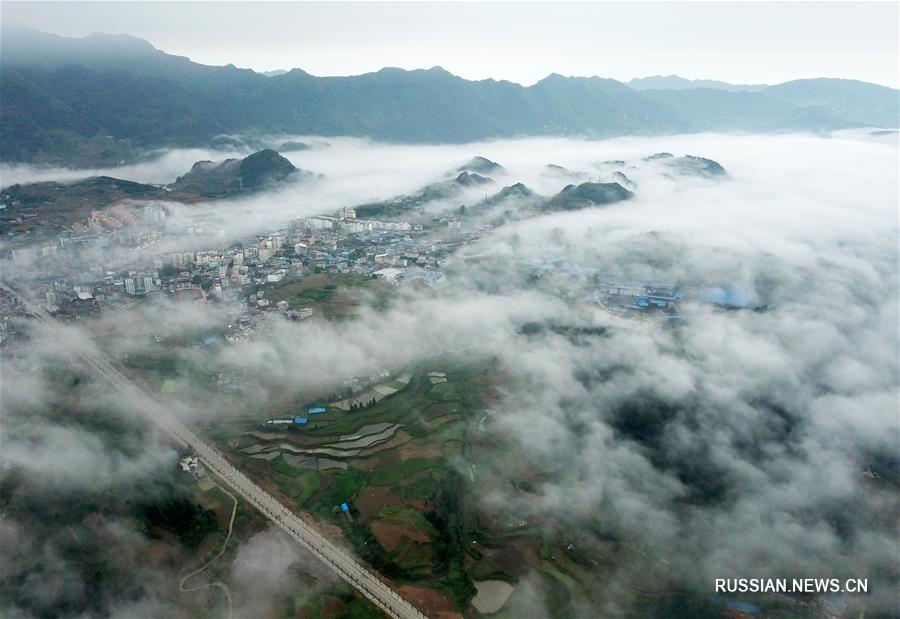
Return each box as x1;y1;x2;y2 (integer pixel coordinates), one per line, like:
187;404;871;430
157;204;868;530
0;280;428;619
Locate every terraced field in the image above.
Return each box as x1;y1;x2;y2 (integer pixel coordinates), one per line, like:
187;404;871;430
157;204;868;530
209;364;615;617
212;368;484;608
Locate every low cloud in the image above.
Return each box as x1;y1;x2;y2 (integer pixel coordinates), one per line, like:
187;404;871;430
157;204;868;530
1;130;897;614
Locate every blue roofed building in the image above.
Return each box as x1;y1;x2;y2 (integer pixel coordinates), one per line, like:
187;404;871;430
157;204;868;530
293;416;308;425
598;281;683;314
308;407;327;414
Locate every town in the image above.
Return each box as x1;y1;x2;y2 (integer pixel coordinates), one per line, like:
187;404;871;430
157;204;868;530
0;201;472;343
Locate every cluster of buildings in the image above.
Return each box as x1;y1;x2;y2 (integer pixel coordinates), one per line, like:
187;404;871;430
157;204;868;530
216;369;247;393
259;368;400;431
0;289;27;344
302;214;413;233
344;368;392;394
42;288;100;319
1;189;486;347
596;282;683;315
521;255;755;320
123;271;161;295
179;455;207;480
263;406;329;429
37;271;197;314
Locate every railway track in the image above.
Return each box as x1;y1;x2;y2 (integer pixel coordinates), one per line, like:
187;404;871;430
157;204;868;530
0;280;428;619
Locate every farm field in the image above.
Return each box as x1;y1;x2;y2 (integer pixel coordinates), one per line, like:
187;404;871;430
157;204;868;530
201;361;721;617
241;272;392;319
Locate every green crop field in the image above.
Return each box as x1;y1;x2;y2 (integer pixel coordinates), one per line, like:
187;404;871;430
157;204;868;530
369;458;441;486
274;468;322;506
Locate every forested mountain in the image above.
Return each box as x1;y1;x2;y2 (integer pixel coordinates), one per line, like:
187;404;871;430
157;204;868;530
2;24;896;165
762;78;900;128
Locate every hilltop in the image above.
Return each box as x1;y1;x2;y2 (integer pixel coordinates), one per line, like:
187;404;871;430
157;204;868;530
0;150;312;230
171;149;307;198
545;182;635;211
354;164;497;219
457;156;505;174
643;153;728;178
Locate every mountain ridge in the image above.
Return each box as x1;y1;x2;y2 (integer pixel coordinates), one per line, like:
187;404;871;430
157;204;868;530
2;24;897;165
628;75;768;92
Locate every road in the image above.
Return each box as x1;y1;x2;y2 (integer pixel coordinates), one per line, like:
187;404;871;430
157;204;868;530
0;281;428;619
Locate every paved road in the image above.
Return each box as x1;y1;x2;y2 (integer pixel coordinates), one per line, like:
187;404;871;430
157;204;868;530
0;281;428;619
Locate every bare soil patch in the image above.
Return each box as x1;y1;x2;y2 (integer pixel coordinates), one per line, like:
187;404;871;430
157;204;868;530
398;439;444;460
510;536;543;567
489;545;529;577
423;402;451;420
354;485;390;519
321;595;347;619
396;585;461;619
407;499;435;512
371;521;430;552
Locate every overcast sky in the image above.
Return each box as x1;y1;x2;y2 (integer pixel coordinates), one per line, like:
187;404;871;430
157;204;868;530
3;1;899;87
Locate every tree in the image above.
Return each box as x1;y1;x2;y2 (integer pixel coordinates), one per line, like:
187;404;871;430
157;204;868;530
159;264;178;278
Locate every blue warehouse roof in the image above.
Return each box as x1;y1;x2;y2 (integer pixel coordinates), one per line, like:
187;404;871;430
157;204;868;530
293;416;308;425
308;407;327;414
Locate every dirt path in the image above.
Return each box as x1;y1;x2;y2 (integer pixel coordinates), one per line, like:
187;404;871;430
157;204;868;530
178;478;238;619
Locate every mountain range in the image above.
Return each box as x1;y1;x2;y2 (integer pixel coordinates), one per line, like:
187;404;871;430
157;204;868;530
2;24;897;166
